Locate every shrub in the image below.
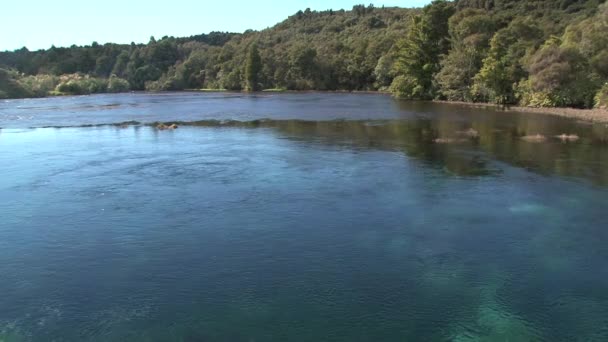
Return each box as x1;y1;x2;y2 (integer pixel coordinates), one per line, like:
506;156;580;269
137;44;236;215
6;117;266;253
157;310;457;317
107;75;130;93
0;68;33;98
56;80;84;94
516;75;598;109
390;75;423;99
55;74;108;95
18;74;59;97
595;83;608;109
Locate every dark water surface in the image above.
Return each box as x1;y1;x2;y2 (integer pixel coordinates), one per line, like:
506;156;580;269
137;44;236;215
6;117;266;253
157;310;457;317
1;93;608;341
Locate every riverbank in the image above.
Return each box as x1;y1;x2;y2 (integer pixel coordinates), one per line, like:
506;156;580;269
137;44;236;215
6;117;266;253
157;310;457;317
434;100;608;124
506;105;608;124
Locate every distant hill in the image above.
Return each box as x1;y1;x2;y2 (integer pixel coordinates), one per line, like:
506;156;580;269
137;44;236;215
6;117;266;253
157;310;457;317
0;5;414;96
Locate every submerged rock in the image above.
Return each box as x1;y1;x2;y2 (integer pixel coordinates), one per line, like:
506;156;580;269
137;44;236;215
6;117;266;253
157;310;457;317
555;134;580;142
457;128;479;138
434;137;470;144
156;123;178;130
521;134;547;143
509;203;549;214
434;138;455;144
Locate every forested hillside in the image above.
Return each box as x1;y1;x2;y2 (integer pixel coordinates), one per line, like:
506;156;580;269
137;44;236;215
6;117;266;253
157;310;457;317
1;0;607;109
0;5;413;97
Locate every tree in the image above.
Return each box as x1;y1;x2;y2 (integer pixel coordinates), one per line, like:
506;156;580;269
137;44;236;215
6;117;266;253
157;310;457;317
472;18;543;104
0;6;419;97
0;2;604;107
373;55;394;89
131;65;162;90
562;2;608;78
287;44;318;89
111;51;130;77
0;68;33;98
435;9;495;101
181;50;209;88
517;37;600;108
391;0;455;99
95;55;114;77
245;43;262;91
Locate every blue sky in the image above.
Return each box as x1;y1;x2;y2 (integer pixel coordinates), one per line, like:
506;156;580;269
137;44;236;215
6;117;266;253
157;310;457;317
1;0;431;51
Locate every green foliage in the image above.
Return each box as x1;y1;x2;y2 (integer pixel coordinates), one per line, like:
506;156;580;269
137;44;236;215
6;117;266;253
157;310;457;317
519;40;599;108
562;2;608;78
245;43;262;91
0;1;606;109
595;83;608;108
389;75;423;98
111;51;130;77
373;55;395;89
392;0;455;99
0;67;128;98
456;0;603;33
130;65;162;90
180;50;212;89
220;69;243;91
472;18;544;104
284;44;319;90
0;68;33;98
17;74;59;97
453;0;607;107
145;65;186;91
55;75;108;95
0;7;414;96
506;3;608;108
435;9;496;101
107;75;130;93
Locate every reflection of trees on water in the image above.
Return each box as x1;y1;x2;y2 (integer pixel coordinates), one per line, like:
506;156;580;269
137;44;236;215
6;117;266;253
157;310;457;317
243;112;608;185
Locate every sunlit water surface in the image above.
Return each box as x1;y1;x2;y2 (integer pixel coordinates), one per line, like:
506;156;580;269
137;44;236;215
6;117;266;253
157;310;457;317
1;93;608;341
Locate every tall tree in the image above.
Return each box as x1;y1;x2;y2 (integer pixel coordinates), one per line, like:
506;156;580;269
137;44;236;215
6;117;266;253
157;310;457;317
435;9;495;101
245;43;262;91
391;0;455;99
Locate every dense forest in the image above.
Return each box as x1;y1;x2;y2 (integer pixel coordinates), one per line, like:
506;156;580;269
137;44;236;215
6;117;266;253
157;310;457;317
1;0;607;109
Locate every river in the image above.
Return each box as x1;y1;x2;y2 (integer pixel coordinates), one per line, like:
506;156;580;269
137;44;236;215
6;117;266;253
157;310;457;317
1;92;608;341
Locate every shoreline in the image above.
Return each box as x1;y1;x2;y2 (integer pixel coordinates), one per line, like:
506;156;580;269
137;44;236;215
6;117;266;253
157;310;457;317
432;100;608;124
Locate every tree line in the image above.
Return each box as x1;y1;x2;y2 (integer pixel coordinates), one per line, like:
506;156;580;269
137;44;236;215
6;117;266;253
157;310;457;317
392;0;608;109
1;0;607;109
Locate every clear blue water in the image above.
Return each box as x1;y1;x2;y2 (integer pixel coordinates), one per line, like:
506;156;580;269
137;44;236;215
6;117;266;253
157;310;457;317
1;93;608;341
